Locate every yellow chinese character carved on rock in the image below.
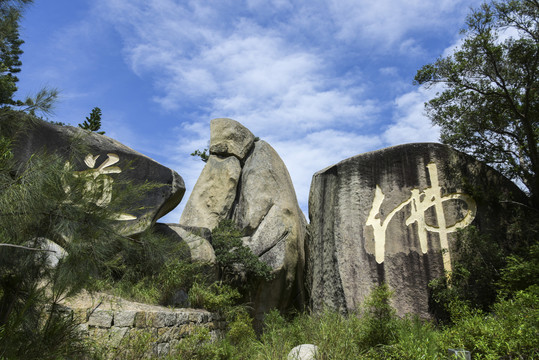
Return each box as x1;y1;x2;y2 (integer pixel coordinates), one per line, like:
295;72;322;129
65;153;136;221
365;162;476;272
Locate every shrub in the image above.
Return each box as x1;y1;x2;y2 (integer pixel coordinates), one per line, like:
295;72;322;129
188;281;241;312
211;220;273;290
173;327;230;360
87;230;199;307
498;243;539;297
360;283;398;348
439;285;539;359
226;307;256;346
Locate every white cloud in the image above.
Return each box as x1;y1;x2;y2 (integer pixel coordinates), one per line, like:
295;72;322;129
86;0;482;222
327;0;480;48
270;130;384;214
382;85;442;146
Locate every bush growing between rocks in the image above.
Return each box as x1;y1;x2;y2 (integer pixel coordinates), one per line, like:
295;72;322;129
188;282;241;312
87;232;198;306
211;219;273;290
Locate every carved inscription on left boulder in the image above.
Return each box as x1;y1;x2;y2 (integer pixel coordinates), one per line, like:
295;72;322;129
13;121;185;236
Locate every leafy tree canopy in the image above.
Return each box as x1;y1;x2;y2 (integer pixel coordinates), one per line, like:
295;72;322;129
212;219;273;289
415;0;539;207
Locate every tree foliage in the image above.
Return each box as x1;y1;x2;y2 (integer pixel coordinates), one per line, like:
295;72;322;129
0;135;118;357
0;0;27;106
415;0;539;206
211;219;273;289
0;3;158;355
191;148;209;162
78;106;104;134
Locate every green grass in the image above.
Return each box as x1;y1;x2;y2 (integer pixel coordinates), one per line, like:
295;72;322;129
88;284;538;360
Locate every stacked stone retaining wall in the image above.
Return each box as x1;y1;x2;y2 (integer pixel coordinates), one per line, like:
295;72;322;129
59;293;225;358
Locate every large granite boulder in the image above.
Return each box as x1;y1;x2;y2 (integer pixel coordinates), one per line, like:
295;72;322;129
12;121;185;236
179;155;241;230
307;143;526;317
179;118;307;318
233;140;307;316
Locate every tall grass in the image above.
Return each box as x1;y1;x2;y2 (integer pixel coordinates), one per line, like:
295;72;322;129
142;284;537;360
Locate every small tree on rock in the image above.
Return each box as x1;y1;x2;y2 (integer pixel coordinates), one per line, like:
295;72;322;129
79;106;104;134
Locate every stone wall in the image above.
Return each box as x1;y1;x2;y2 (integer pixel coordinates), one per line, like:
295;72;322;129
60;293;225;358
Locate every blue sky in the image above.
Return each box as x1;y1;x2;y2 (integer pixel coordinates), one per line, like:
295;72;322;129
16;0;482;222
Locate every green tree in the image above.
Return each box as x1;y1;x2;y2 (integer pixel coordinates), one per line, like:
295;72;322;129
78;106;104;134
0;0;30;106
0;134;104;357
0;115;167;358
415;0;539;207
211;219;273;289
0;0;58;120
0;3;150;357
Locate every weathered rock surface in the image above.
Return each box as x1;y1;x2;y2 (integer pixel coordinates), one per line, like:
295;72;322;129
233;141;307;315
153;223;216;265
179;119;306;318
13;121;185;236
179;155;241;230
60;291;225;357
307;142;526;317
209;118;255;160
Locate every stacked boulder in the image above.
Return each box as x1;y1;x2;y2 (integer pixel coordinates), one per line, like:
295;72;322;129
307;143;526;317
180;118;307;318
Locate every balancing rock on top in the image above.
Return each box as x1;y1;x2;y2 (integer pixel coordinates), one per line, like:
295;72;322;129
180;118;307;318
209;117;256;161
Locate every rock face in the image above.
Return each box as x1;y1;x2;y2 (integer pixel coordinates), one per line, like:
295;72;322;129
209;117;256;160
153;223;216;266
307;143;525;317
13;121;185;236
179;155;241;230
180;118;306;317
234;140;307;316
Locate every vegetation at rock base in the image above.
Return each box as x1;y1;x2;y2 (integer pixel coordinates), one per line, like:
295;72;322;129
212;219;273;288
90;283;537;359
